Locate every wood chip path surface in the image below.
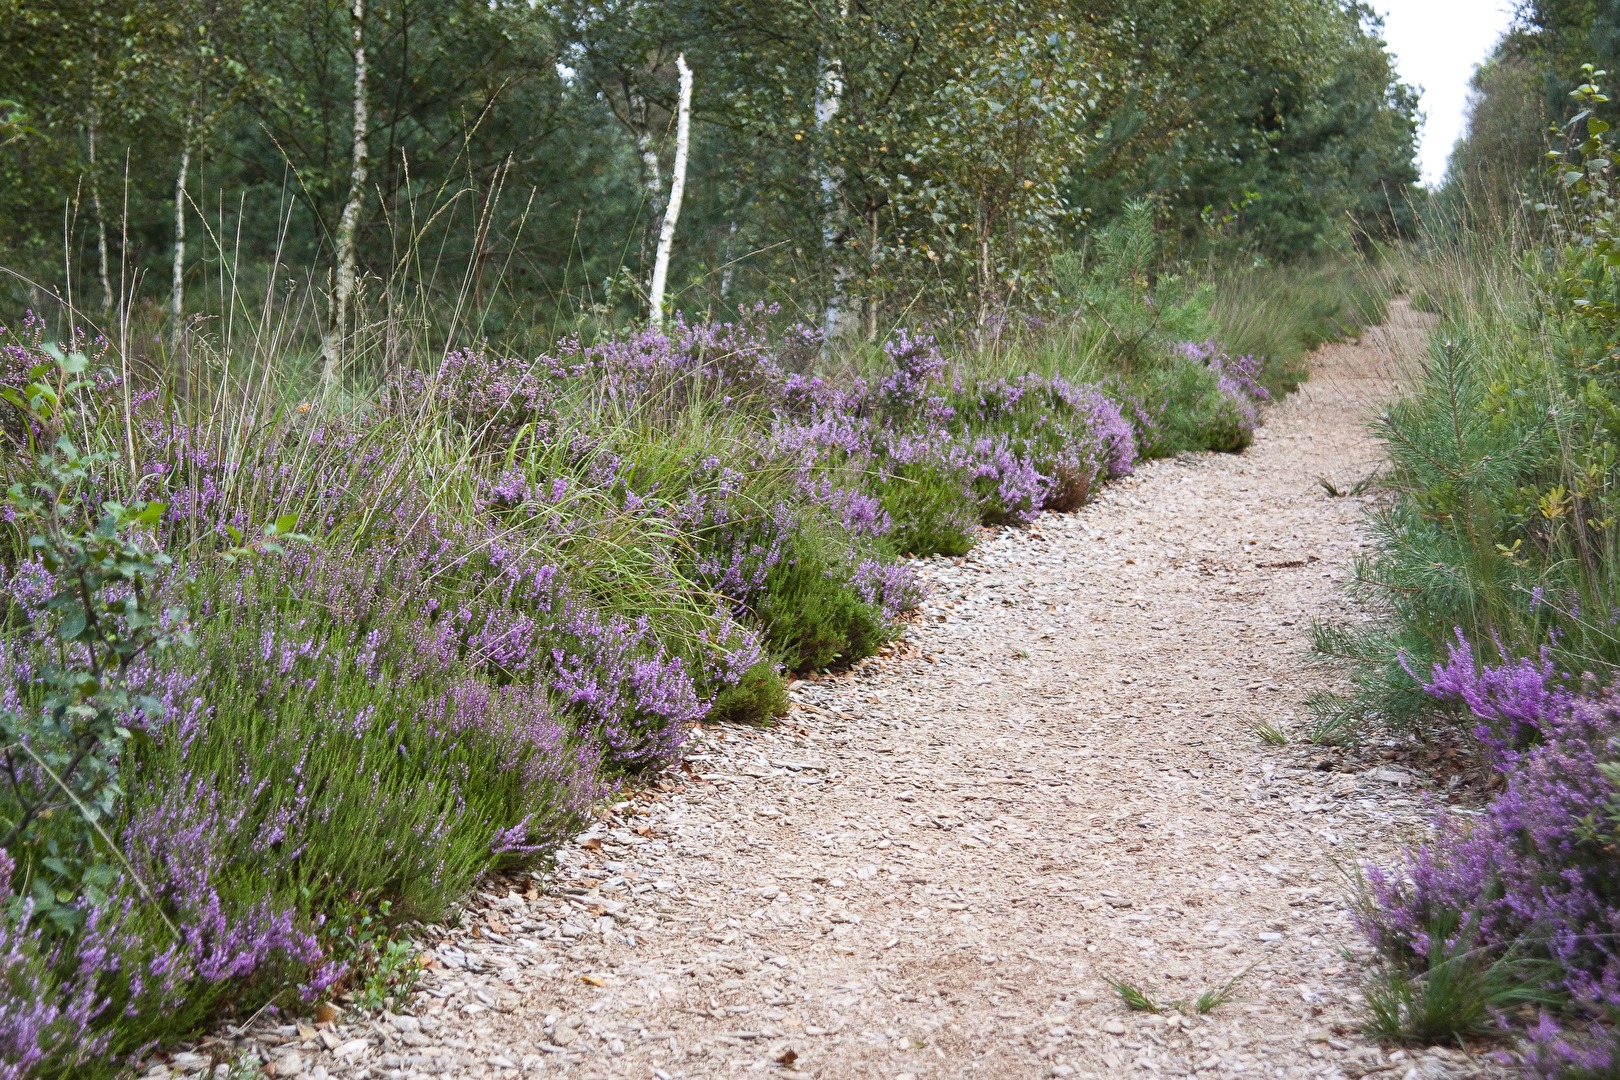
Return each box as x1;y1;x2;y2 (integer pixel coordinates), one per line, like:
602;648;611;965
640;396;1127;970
190;306;1503;1080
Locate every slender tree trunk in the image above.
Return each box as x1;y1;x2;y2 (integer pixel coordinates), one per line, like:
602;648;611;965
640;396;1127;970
119;148;135;477
814;13;847;343
322;0;370;388
978;223;992;328
865;196;878;340
88;88;112;314
629;85;664;266
169;136;191;351
648;54;692;330
719;218;738;301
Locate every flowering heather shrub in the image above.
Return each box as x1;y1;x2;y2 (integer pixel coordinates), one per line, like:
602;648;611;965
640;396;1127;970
1179;341;1269;450
138;561;614;900
1523;1011;1620;1080
766;328;1142;545
1410;631;1578;758
1361;634;1620;1072
0;433;328;1077
874;330;951;416
0;817;326;1077
952;375;1137;515
964;434;1050;525
0;300;1258;1072
1179;340;1270;407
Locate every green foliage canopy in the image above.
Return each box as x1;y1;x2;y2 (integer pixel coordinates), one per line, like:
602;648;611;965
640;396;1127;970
0;0;1418;333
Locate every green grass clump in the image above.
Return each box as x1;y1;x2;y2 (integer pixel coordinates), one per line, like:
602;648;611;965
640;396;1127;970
1105;974;1167;1014
1192;968;1250;1015
1103;968;1250;1017
1362;939;1556;1045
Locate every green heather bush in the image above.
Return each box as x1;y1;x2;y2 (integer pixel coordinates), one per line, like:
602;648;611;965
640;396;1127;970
873;461;980;558
758;520;891;673
1136;360;1255;456
703;657;790;725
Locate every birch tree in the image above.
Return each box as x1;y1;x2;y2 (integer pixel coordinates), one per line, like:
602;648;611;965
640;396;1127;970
87;91;112;314
554;0;683;269
628;83;664;244
903;12;1097;321
322;0;370;387
169;125;191;349
86;20;115;314
165;0;250;351
647;53;691;328
813;14;847;341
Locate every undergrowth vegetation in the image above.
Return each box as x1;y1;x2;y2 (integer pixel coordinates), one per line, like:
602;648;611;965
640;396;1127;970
1329;66;1620;1073
0;199;1350;1074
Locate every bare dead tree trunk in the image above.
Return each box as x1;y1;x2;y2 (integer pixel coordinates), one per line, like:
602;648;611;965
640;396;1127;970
648;54;692;330
322;0;369;388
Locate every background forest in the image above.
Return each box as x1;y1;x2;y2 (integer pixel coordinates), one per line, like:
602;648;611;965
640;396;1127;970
1;0;1417;356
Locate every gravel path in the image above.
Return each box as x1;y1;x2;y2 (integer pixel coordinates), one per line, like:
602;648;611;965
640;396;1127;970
196;306;1505;1080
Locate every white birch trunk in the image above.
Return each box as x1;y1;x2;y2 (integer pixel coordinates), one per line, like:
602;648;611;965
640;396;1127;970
814;17;847;343
88;96;112;313
865;199;879;340
647;54;692;330
322;0;370;387
169;140;191;350
719;218;738;300
629;86;663;221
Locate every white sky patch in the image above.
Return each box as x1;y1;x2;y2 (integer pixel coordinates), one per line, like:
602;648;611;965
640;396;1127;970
1376;0;1518;186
